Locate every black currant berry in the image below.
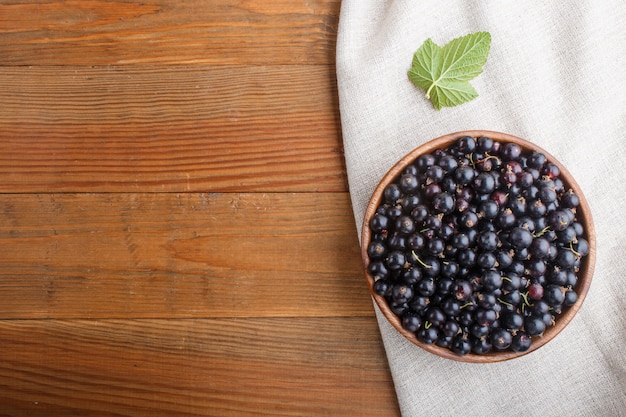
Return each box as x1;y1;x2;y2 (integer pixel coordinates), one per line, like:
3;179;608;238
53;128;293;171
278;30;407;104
524;316;546;336
373;279;392;296
510;331;532;352
491;328;513;350
508;227;533;249
417;326;439;344
370;213;389;233
384;184;402;203
401;311;423;332
399;174;420;194
471;337;492;354
431;192;455;214
385;251;406;270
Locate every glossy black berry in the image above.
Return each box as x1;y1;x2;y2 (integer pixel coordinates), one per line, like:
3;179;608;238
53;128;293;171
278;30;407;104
473;172;496;194
474;309;497;327
501;273;522;292
543;284;565;306
395;215;416;235
491;328;513;350
441;297;461;317
501;312;524;330
453;280;473;301
481;270;503;292
417;277;436;297
408;296;429;313
450;335;471;355
477;251;497;269
502;143;522;160
563;289;578;306
539;187;557;205
368;261;389;279
495;209;516;229
401;311;423;332
416;153;436;172
431;192;455;214
373;279;391;296
454;166;476;185
548;210;572;231
459;211;479;229
370;213;389;233
555;248;577;269
401;195;421;213
426;238;445;255
417;326;439;344
438;154;459;172
477;136;494;152
456;136;477;154
384;184;402;203
386;251;407;271
425;165;445;183
475;231;499;251
420;257;440;277
510;331;532;352
441;260;459;278
574;238;590;257
367;241;387;260
529;237;551;259
451;233;471;250
561;190;580;208
471;337;492;354
399;174;420;194
524;316;546;336
508;227;533;249
391;284;414;304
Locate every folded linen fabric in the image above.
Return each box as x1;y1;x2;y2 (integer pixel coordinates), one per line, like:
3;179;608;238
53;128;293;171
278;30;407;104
336;1;626;416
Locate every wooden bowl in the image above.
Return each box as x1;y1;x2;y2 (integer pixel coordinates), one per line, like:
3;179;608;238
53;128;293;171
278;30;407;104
361;130;596;363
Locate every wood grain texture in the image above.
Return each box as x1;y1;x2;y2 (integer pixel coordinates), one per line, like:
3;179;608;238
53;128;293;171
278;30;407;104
0;65;345;193
0;0;340;66
0;318;398;416
0;0;402;414
0;192;371;319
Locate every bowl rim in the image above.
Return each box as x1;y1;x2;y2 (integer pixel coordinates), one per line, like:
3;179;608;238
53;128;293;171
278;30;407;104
361;130;596;363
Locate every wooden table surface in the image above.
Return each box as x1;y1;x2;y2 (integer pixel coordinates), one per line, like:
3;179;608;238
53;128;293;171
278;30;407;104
0;1;401;415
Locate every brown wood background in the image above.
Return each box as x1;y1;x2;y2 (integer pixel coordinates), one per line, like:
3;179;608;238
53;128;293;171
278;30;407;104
0;1;401;415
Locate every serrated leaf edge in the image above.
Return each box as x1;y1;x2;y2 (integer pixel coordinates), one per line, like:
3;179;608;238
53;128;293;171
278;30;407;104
429;32;491;95
408;31;491;110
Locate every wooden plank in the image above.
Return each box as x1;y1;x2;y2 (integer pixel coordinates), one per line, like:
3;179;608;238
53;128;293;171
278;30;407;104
0;317;400;416
0;0;340;66
0;192;372;319
0;65;346;193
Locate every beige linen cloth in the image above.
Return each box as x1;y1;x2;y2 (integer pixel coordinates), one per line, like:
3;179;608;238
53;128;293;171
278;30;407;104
336;1;626;416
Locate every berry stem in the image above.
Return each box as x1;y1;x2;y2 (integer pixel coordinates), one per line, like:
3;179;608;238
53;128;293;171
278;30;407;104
411;250;433;269
520;291;532;308
497;298;513;307
533;226;551;237
569;241;582;258
475;152;501;165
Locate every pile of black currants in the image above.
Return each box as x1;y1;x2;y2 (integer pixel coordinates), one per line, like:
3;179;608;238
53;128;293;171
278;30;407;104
366;135;590;356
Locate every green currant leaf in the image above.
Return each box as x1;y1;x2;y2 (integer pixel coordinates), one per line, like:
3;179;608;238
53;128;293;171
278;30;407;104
408;32;491;110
